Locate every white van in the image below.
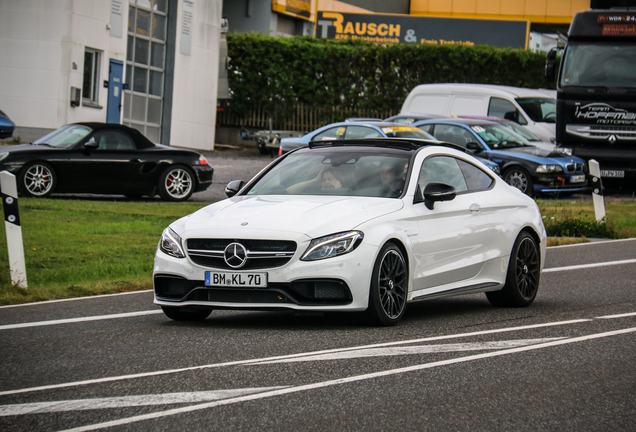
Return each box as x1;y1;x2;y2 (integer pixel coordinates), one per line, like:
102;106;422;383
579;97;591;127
400;84;557;142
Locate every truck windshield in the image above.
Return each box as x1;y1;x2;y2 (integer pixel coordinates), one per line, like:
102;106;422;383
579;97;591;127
560;42;636;88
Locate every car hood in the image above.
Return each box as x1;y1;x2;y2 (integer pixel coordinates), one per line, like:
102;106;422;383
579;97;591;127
172;195;404;240
0;144;55;153
491;147;583;165
508;145;561;158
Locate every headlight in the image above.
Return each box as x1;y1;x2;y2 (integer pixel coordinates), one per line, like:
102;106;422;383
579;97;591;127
159;227;186;258
301;231;364;261
536;164;563;173
555;147;573;156
490;165;500;175
0;152;8;162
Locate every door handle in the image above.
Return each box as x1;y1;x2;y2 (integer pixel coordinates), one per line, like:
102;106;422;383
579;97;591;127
470;204;481;213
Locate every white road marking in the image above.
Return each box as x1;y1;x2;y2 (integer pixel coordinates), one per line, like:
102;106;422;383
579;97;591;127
0;290;153;309
0;388;286;417
0;310;163;331
542;258;636;273
255;339;563;364
597;311;636;319
58;326;636;432
0;318;590;397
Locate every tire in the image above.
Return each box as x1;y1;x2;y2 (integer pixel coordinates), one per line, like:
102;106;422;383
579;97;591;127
364;243;408;326
158;165;195;201
161;306;211;321
504;167;533;196
486;231;540;307
19;162;56;197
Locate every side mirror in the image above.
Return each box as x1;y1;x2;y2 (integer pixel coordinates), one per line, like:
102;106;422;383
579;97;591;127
466;142;482;153
84;141;99;150
423;183;456;210
225;180;245;197
503;111;518;122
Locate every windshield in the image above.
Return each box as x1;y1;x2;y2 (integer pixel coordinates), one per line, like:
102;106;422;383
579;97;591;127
33;124;91;148
516;98;556;123
245;147;411;198
560;42;636;88
471;124;533;149
497;121;541;142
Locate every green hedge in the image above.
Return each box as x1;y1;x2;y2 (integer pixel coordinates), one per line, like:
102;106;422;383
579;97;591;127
226;33;549;122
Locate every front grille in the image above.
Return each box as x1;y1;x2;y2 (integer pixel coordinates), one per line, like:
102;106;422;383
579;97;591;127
567;124;636;140
565;162;584;173
186;239;297;270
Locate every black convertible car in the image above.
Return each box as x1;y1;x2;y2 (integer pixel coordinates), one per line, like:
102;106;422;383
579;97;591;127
0;123;213;201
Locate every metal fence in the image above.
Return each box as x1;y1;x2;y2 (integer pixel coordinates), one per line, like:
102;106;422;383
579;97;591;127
217;104;396;133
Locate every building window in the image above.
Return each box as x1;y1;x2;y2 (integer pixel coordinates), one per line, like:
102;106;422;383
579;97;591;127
123;0;168;143
83;48;101;104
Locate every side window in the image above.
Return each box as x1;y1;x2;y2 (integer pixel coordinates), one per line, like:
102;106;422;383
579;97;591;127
457;159;494;191
91;131;135;150
419;156;468;193
488;97;527;125
313;126;346;141
430;125;472;148
345;126;382;139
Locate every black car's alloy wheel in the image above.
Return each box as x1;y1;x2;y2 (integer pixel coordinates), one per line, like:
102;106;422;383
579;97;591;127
504;167;533;196
486;231;540;307
365;243;408;326
158;166;194;201
20;162;56;197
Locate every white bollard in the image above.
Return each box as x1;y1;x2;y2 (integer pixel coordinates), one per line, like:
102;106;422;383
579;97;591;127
1;171;27;288
588;160;606;223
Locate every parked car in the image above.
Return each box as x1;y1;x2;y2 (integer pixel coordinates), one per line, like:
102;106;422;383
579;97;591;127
279;121;434;155
154;138;546;325
459;116;570;154
0;109;16;139
412;118;588;196
0;122;213;201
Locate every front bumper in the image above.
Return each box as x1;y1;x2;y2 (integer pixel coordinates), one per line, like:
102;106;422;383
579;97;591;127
193;166;214;192
533;172;588;194
153;242;377;312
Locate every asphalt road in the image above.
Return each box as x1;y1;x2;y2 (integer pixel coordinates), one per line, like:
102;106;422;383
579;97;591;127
1;239;635;431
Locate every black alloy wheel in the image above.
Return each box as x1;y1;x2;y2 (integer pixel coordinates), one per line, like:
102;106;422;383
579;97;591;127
364;243;408;326
486;231;540;307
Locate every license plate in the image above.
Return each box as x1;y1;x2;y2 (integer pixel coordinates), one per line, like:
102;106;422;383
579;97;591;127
205;271;267;288
601;170;625;178
570;174;585;183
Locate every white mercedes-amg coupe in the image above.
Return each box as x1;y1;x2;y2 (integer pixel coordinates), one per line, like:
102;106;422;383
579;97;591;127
154;139;546;326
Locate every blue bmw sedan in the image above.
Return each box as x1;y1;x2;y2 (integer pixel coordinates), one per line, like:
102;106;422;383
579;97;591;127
412;118;588;196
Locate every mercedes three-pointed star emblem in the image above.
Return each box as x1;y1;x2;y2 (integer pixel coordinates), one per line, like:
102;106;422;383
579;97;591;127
224;242;248;268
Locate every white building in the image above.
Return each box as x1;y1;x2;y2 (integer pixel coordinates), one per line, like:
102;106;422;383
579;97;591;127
0;0;222;150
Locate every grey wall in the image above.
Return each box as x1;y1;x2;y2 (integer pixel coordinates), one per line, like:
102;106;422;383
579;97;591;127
223;0;275;35
337;0;410;14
